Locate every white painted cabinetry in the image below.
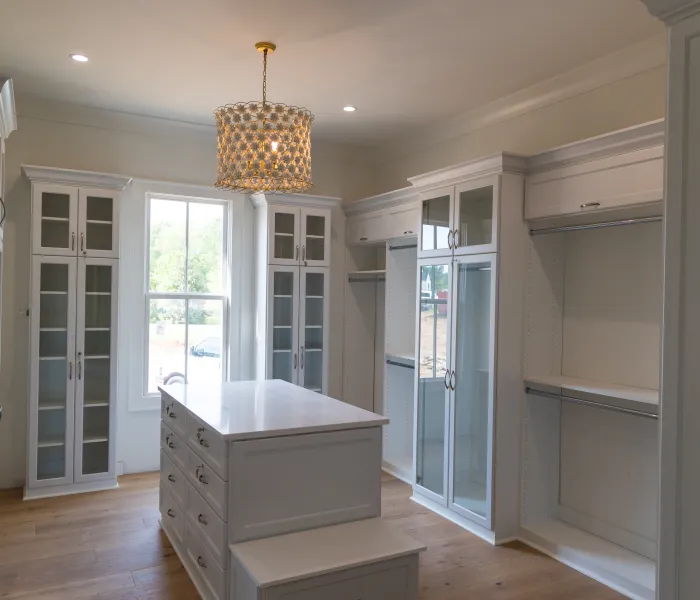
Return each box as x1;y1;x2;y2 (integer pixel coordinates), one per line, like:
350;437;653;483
23;165;130;499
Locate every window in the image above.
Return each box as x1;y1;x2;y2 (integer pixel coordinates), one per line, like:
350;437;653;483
146;197;228;393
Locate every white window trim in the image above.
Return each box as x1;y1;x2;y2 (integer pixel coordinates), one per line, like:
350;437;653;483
122;179;247;412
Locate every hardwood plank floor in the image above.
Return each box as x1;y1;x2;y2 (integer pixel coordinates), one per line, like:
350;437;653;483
0;473;622;599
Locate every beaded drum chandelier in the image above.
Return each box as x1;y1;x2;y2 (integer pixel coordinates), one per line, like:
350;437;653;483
214;42;314;193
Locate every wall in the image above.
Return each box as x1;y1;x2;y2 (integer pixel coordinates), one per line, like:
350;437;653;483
0;98;372;488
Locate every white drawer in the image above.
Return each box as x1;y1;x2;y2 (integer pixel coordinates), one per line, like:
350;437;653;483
159;487;185;547
161;421;191;476
187;484;227;569
161;396;188;440
186;449;228;521
160;450;187;509
186;412;228;482
185;521;226;600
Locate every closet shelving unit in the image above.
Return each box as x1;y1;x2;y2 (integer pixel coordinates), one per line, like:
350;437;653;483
519;120;664;600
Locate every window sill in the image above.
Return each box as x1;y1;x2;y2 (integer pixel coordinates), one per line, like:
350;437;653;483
128;394;161;413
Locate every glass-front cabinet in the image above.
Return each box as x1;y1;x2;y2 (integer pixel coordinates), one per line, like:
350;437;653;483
268;266;299;383
299;268;329;393
268;206;330;267
418;176;498;259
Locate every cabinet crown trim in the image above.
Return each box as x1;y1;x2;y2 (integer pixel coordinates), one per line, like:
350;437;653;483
249;192;341;210
0;78;17;139
342;187;417;217
22;165;133;190
641;0;700;23
408;152;527;193
525;119;665;174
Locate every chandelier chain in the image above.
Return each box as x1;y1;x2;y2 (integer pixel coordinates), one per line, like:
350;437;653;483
262;49;268;107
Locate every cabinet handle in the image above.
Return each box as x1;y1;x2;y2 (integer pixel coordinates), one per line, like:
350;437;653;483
197;428;209;448
450;370;456;391
168;409;176;419
167;474;176;482
293;353;298;369
68;361;73;381
301;346;305;369
166;435;175;449
71;232;75;251
81;232;85;253
453;229;460;247
77;352;82;380
407;230;414;234
198;513;208;525
295;244;299;261
447;230;454;250
167;509;175;518
197;556;207;569
580;202;601;209
0;196;5;228
360;237;368;242
196;465;209;485
302;245;306;262
443;370;449;390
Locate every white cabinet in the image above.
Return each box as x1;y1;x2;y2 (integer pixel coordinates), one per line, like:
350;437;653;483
268;205;330;267
31;183;120;258
346;202;419;246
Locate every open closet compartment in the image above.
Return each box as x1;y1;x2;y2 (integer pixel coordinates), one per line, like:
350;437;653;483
519;121;664;600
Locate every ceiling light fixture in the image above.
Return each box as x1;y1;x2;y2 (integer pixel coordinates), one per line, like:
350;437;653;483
343;106;356;112
69;54;89;62
214;41;314;194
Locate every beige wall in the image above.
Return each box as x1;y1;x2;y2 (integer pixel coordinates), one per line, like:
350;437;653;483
369;66;667;195
0;99;371;488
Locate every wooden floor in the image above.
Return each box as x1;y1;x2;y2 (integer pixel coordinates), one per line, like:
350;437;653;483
0;472;623;600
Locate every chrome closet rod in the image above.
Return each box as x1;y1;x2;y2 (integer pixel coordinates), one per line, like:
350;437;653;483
388;243;418;251
525;387;658;420
386;359;415;370
529;215;662;236
348;277;386;283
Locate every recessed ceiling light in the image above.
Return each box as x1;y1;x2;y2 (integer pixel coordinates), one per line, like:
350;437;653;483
70;54;89;63
343;106;356;112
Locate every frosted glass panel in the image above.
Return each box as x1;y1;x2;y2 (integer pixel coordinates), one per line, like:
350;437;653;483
452;261;493;518
421;195;451;252
457;186;493;249
416;263;450;495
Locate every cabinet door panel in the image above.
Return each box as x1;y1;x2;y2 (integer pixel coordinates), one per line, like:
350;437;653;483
299;268;329;394
418;188;453;259
301;208;331;266
454;176;499;256
267;266;299;384
32;184;79;256
79;188;120;258
269;207;300;265
414;261;451;503
28;256;77;489
448;254;496;528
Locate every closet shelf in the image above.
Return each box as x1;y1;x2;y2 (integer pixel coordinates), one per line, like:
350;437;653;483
524;374;658;417
384;353;415;369
348;270;386;282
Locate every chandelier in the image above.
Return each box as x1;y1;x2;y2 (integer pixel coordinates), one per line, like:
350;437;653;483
214;42;314;193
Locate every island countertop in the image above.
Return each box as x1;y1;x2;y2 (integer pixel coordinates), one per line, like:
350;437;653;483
159;379;388;441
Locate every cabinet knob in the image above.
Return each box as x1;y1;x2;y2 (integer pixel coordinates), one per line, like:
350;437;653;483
167;509;175;518
198;513;208;525
168;474;176;482
197;556;207;569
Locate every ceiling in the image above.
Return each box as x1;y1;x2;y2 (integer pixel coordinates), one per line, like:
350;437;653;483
0;0;662;145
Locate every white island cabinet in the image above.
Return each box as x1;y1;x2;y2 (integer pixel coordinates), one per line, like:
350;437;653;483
159;379;424;600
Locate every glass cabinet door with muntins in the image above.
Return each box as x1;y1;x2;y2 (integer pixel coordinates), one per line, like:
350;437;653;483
454;177;498;255
79;189;119;258
299;269;328;393
449;255;496;527
301;209;330;267
269;267;299;384
32;256;76;486
269;207;300;265
415;261;451;501
419;188;453;258
75;259;117;480
33;184;79;256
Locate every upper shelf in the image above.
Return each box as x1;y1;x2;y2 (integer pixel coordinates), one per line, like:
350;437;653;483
385;353;415;369
524;374;659;417
347;270;386;282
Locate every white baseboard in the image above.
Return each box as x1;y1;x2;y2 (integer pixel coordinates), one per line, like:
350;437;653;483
382;461;413;485
23;478;119;500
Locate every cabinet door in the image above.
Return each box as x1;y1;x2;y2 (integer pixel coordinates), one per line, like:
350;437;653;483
299;267;329;394
267;266;299;384
78;188;120;258
387;204;419;240
418;187;453;259
74;258;118;482
300;208;331;267
414;260;451;504
32;184;79;256
448;254;496;528
28;256;77;489
453;176;499;256
268;206;300;266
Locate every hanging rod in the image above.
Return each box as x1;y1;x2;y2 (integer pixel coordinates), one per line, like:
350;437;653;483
388;243;418;251
525;387;658;420
348;277;386;283
529;215;662;236
386;359;415;370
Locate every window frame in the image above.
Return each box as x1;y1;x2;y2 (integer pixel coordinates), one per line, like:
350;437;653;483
143;193;231;397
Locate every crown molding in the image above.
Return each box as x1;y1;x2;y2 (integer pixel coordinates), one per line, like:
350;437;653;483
641;0;700;23
526;119;665;173
0;78;17;139
342;187;417;216
408;153;527;194
249;192;342;210
22;165;132;190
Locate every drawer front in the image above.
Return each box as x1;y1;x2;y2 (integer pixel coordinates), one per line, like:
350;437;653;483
161;421;191;475
265;555;418;600
159;488;185;547
387;205;419;239
160;450;187;509
185;522;226;600
186;413;228;482
161;396;188;439
187;484;227;569
187;450;228;521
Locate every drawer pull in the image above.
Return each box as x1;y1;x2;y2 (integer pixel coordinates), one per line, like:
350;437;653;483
360;237;368;241
167;509;176;518
165;435;175;449
198;513;208;525
167;474;176;482
197;556;207;569
195;465;209;485
581;202;601;209
196;428;210;448
168;411;177;419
